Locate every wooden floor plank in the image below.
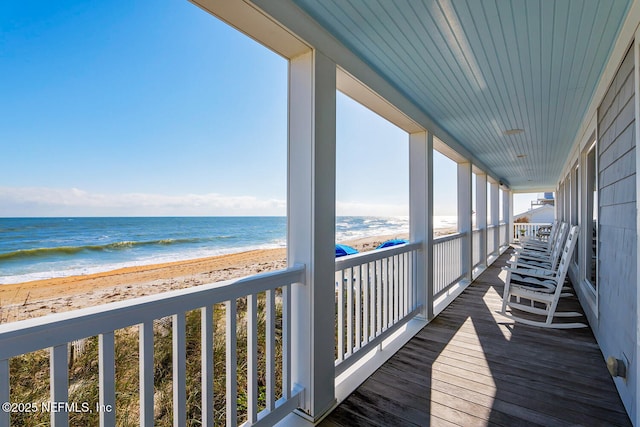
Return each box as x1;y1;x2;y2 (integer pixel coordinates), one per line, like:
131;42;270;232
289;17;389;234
321;249;632;426
383;346;629;423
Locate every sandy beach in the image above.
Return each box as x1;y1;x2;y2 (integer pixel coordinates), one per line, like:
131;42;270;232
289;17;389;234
0;230;455;323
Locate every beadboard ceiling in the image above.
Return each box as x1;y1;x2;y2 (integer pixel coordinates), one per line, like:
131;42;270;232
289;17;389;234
290;0;631;190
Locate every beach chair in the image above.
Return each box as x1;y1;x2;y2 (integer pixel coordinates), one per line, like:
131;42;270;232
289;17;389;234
500;225;586;328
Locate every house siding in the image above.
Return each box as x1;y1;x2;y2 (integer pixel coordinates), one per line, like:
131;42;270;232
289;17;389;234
596;45;637;421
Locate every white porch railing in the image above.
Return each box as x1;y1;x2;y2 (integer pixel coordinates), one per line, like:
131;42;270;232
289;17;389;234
0;266;305;427
512;223;552;242
499;223;508;247
334;242;422;376
472;229;483;270
487;225;497;256
433;232;467;298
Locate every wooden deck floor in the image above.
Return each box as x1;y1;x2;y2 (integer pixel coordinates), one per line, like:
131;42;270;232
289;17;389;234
321;249;632;427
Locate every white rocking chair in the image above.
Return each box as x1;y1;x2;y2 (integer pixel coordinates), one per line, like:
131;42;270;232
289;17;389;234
500;225;586;329
509;222;568;272
515;222;566;258
520;220;559;250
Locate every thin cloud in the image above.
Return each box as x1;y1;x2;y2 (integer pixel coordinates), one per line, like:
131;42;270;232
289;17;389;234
0;187;286;216
0;187;411;217
336;200;408;217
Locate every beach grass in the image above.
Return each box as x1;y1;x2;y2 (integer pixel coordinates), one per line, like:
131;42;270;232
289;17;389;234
8;294;283;426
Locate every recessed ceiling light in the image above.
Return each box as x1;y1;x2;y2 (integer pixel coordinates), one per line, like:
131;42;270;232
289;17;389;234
516;154;526;158
503;128;524;135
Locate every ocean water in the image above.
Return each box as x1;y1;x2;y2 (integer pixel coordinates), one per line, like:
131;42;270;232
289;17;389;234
0;216;422;284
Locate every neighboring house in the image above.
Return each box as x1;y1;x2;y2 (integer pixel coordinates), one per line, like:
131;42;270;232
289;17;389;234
513;204;555;224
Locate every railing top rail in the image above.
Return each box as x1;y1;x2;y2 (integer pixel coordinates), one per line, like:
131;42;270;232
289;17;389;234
334;241;422;271
433;231;467;244
0;265;305;359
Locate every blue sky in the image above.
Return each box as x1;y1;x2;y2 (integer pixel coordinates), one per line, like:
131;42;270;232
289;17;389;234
0;0;534;217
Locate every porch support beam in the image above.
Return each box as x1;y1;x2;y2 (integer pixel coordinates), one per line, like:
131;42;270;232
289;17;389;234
501;187;510;247
508;191;514;243
476;172;487;267
287;49;336;420
457;162;472;280
409;131;433;321
490;181;500;256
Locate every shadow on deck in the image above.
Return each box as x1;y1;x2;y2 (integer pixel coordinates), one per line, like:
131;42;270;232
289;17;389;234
321;249;631;426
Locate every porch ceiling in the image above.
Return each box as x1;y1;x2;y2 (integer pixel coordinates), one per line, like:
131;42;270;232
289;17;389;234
290;0;631;191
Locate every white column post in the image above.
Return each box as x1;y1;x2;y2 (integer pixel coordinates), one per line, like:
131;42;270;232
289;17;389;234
410;131;434;320
457;162;472;280
501;187;509;247
287;49;336;420
508;191;514;244
476;173;487;267
490;181;500;256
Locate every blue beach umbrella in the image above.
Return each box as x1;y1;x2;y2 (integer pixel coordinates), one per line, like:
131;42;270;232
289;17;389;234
335;244;358;258
376;239;408;250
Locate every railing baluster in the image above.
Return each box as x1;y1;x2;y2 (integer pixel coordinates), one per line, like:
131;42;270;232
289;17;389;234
226;300;238;427
337;270;344;362
434;243;440;295
201;306;214;427
388;257;393;327
393;255;400;323
376;260;382;336
139;321;154;426
392;255;396;322
407;252;412;311
50;344;69;427
401;252;406;316
173;312;186;426
413;250;417;309
347;266;354;356
99;332;116;427
265;289;276;411
383;257;388;328
408;251;413;311
397;254;402;318
282;284;291;400
247;294;258;424
363;263;370;344
355;265;362;350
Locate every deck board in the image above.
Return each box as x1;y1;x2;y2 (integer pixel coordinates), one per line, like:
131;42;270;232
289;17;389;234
322;249;632;426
